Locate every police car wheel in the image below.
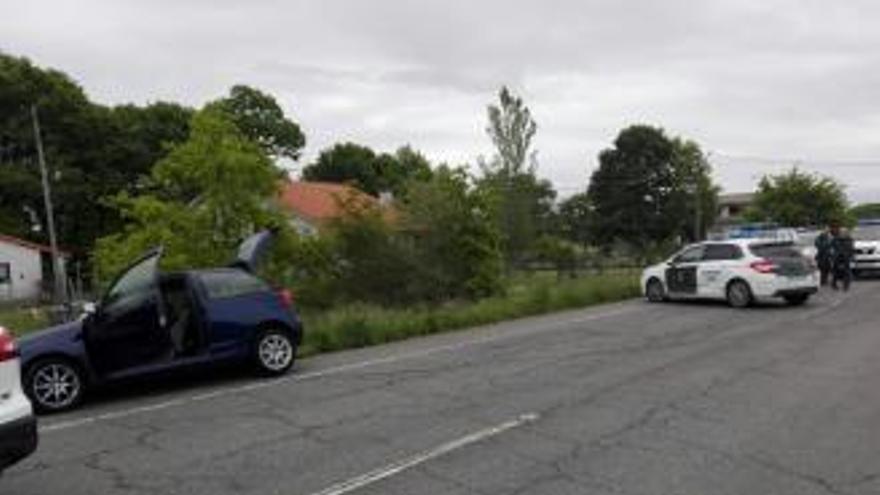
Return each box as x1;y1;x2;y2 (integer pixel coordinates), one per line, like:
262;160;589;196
646;279;666;303
726;280;753;308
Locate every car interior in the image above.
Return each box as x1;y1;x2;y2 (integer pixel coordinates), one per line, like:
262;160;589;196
160;274;203;357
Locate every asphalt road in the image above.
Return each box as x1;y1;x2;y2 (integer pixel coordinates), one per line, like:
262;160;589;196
4;283;880;495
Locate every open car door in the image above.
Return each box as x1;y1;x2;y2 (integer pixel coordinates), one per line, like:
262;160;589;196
231;229;274;273
84;248;169;376
665;245;704;296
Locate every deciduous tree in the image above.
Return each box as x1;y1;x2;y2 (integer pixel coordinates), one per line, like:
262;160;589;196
213;85;305;161
95;107;285;280
747;168;849;227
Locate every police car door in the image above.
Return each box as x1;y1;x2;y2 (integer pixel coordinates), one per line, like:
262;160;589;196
698;243;743;298
665;245;704;297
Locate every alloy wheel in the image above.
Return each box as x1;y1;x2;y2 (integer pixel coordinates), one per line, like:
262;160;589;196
258;333;294;372
31;362;82;411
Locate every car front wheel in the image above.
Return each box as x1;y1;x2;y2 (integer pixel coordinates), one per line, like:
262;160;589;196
646;279;666;303
25;358;86;414
254;328;296;376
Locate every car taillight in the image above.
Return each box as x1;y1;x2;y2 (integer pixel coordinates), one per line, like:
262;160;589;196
0;327;17;362
750;259;778;274
278;289;295;308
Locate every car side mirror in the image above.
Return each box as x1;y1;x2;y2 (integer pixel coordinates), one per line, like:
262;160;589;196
81;302;98;321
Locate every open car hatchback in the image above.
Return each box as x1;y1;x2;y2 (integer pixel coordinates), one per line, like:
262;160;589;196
16;230;303;413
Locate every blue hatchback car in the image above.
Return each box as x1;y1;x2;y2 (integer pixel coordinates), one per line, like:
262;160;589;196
17;230;303;413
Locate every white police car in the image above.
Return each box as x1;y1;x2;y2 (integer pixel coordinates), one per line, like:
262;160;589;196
0;326;37;473
642;239;819;308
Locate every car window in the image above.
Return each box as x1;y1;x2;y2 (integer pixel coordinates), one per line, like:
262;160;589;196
103;253;159;308
750;243;802;259
200;270;269;300
674;246;704;263
703;244;743;261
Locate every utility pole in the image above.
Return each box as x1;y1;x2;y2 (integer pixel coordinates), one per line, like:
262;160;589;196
694;181;702;242
31;105;68;304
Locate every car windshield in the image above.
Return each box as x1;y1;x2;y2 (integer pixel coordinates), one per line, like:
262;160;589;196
853;226;880;241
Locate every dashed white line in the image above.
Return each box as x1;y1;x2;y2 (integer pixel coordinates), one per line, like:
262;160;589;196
306;413;540;495
39;305;641;434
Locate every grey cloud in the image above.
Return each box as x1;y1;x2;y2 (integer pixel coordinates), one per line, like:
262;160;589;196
4;0;880;200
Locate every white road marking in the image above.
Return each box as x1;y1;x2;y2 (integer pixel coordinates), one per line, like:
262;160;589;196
39;305;641;434
306;413;540;495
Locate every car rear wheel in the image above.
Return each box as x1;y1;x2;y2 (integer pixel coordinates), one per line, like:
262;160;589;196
254;328;296;376
784;294;810;306
726;280;753;309
25;358;85;414
646;279;666;303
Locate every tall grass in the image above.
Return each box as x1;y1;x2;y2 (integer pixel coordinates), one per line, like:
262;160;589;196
0;307;50;337
300;272;639;356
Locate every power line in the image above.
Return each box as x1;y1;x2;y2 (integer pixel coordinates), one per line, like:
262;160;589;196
711;152;880;168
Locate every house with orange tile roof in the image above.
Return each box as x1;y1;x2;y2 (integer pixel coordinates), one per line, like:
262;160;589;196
277;181;395;236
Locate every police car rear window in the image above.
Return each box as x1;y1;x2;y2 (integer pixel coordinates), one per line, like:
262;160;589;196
750;244;802;259
200;270;269;299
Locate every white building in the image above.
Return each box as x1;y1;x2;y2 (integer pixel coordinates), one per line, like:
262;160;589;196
0;234;69;303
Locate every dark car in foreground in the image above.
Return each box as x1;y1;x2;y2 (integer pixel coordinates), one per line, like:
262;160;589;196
17;230;303;413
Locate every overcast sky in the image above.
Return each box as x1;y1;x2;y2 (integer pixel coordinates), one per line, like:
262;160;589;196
4;0;880;202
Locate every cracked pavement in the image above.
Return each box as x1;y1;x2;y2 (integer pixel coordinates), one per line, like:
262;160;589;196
4;283;880;494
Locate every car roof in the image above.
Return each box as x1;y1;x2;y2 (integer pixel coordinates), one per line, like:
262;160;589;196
695;239;795;248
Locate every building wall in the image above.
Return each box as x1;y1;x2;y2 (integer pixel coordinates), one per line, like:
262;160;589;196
0;242;43;302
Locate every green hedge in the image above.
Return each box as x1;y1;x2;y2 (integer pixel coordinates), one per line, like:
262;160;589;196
300;273;639;356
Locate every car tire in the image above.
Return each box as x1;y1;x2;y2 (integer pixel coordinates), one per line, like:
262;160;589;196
253;328;297;376
645;279;666;303
24;357;86;414
784;294;810;306
726;280;753;309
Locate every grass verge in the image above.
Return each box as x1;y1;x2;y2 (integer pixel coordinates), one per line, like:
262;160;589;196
0;306;50;337
299;272;640;356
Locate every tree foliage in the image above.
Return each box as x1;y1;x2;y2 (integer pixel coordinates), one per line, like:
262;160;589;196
670;137;720;241
302;142;432;196
487;86;537;175
747;168;850;227
557;192;593;247
479;86;554;266
587;125;718;252
213;85;305;161
850;203;880;220
0;52;195;257
288;167;504;307
401;166;504;299
95;108;285;280
0;53;305;265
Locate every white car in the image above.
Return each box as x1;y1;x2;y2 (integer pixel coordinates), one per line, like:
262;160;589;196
853;239;880;277
0;326;37;473
641;239;819;308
